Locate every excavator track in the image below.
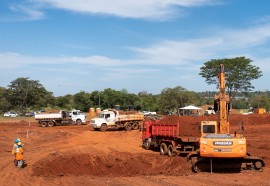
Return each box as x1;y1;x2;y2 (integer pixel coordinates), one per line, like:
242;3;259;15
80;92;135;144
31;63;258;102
191;156;265;173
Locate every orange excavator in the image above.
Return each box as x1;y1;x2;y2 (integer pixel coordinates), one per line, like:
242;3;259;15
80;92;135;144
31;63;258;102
188;64;265;172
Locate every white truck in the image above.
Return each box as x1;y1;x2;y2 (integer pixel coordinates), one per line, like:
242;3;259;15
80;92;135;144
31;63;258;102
141;111;157;116
89;109;144;131
35;110;86;127
204;106;216;115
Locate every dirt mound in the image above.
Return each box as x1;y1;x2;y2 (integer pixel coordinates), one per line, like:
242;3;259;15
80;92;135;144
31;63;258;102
151;114;270;137
158;114;270;126
32;152;190;177
229;114;270;125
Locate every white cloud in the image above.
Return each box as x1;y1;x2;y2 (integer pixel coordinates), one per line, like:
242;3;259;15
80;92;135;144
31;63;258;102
60;55;123;66
10;4;45;20
221;24;270;50
0;53;124;69
0;4;45;22
33;0;221;20
129;21;270;66
132;38;223;65
2;18;270;75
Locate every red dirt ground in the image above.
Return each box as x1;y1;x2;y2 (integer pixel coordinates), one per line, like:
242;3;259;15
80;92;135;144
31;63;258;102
0;114;270;185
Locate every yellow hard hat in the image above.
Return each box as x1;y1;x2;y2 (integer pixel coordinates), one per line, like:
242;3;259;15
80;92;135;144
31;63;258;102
18;142;22;146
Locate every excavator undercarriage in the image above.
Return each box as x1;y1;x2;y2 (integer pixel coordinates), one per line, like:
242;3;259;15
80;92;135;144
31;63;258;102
189;153;265;173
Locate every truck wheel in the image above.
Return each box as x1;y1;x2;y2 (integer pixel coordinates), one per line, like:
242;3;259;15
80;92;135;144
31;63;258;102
253;160;263;170
125;123;132;131
143;140;151;150
100;124;107;132
40;121;48;127
160;143;168;155
132;122;139;130
48;121;55;127
76;119;82;125
167;144;176;157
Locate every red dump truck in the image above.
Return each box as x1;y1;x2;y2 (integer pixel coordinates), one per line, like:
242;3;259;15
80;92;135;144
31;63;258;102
142;120;200;156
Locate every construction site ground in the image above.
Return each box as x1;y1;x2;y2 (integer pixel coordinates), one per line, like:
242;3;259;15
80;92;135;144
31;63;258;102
0;114;270;186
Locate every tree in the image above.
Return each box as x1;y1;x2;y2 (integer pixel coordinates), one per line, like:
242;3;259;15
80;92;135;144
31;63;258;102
0;87;11;113
199;57;262;98
89;91;102;109
158;86;200;114
55;94;73;110
5;77;54;114
100;88;141;110
250;94;270;111
232;98;250;109
136;91;158;112
73;91;92;112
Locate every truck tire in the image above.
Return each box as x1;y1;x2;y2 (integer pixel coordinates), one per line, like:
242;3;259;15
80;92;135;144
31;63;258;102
132;122;139;130
48;121;55;127
253;160;263;170
143;140;151;150
40;121;48;127
76;119;82;125
100;124;107;132
160;143;168;155
167;144;176;157
125;123;132;131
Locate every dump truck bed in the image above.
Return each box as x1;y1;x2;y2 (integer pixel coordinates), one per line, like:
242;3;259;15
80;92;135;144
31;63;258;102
151;122;200;142
117;114;144;122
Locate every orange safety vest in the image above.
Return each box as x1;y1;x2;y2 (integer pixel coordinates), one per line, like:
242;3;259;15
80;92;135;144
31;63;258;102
15;148;23;160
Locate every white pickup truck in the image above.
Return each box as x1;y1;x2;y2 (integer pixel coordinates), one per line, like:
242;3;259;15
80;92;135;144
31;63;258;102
89;109;144;131
204;106;216;115
35;110;86;127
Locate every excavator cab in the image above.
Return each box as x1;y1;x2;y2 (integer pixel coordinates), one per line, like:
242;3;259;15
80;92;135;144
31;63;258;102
201;121;217;134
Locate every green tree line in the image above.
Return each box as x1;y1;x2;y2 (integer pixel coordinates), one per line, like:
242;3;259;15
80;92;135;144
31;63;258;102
1;77;269;115
0;77;201;114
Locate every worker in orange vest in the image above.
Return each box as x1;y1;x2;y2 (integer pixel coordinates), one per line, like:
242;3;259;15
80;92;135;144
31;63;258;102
12;139;20;166
12;140;24;168
16;142;24;160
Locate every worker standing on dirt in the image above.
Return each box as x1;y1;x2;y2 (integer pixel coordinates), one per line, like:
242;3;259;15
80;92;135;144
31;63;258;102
12;139;20;166
14;141;24;168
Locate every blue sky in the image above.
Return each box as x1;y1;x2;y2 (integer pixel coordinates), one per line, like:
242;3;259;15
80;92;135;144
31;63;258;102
1;0;270;96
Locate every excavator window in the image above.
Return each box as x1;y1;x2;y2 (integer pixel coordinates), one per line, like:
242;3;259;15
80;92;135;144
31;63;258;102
203;125;216;134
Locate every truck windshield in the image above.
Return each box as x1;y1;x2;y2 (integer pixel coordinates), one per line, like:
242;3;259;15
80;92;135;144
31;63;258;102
98;113;105;118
